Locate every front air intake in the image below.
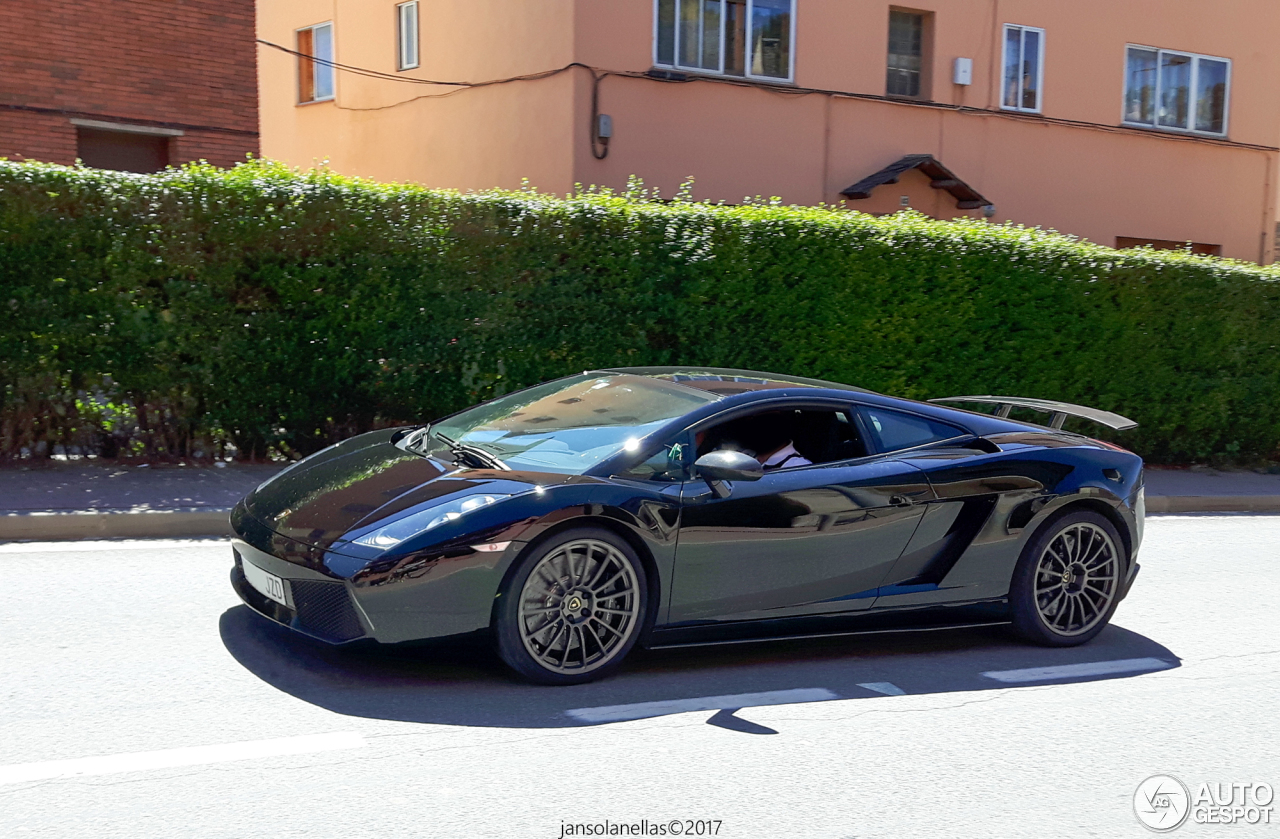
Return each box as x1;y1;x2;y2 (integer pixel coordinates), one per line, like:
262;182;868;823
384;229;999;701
289;579;365;642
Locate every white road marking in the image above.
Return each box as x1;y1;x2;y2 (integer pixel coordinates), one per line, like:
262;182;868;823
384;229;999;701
0;732;365;786
981;657;1174;684
857;682;906;696
566;688;838;723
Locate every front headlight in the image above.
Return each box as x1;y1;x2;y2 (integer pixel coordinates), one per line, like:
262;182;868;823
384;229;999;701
352;494;510;549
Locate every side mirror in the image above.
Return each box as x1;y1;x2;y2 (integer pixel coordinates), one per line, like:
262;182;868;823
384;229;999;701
694;451;763;498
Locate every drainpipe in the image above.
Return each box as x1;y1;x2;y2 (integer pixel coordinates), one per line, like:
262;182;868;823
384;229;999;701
987;0;1000;111
1260;150;1276;264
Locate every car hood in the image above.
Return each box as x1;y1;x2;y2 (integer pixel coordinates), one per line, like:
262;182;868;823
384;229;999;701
242;428;552;552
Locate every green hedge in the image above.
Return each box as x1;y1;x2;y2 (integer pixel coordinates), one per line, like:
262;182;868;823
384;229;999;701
1;158;1278;463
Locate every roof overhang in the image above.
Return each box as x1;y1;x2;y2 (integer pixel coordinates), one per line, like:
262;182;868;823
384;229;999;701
840;154;991;210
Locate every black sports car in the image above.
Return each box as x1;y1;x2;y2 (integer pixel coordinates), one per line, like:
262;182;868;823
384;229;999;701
230;367;1145;685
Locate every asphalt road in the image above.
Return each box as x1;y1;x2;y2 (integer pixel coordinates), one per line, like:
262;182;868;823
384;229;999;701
1;516;1277;839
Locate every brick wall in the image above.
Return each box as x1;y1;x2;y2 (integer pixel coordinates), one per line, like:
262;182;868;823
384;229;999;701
0;0;258;167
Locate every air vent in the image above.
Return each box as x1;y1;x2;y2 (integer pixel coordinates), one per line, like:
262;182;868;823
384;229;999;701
290;579;364;642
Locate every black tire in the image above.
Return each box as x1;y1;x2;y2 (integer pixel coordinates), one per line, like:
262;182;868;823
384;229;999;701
495;527;648;685
1010;509;1127;647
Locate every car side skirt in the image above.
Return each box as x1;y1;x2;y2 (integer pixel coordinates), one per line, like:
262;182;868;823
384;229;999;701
644;598;1009;649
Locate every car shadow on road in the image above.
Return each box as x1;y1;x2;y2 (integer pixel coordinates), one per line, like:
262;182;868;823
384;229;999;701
219;605;1179;730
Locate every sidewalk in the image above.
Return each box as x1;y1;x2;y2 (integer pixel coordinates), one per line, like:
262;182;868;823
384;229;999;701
0;463;282;541
1143;467;1280;513
0;462;1277;542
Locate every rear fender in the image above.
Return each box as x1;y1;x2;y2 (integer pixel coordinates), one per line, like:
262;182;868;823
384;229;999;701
895;444;1140;601
1018;490;1138;572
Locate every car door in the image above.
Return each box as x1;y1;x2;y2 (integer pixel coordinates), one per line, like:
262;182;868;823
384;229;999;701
668;446;935;624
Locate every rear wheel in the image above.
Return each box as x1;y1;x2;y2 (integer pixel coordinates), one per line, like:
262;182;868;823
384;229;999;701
1010;510;1125;646
495;527;647;685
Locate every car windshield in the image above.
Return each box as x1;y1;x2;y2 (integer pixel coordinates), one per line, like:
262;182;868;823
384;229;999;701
427;373;718;474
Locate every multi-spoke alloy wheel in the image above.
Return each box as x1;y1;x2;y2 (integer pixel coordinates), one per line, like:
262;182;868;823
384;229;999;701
1033;521;1118;636
1010;511;1126;647
495;528;647;684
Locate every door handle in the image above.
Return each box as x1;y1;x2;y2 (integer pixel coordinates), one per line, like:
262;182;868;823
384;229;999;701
889;494;913;507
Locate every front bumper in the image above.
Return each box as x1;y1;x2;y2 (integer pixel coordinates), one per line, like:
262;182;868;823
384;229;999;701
231;540;371;645
1118;562;1141;602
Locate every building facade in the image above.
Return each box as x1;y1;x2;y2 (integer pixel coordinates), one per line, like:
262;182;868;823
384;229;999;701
0;0;258;172
258;1;1280;262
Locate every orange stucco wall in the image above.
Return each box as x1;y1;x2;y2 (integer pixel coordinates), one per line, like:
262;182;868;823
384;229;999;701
259;0;1280;261
258;0;579;191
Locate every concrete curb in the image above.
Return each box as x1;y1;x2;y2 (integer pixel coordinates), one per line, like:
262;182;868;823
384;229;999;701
1145;495;1280;514
2;496;1279;542
0;509;233;541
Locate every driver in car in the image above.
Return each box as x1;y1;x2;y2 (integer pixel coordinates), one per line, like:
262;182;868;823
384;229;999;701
758;438;810;470
699;413;811;471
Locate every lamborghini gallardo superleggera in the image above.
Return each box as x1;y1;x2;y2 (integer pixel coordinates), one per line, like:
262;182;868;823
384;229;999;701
230;367;1144;684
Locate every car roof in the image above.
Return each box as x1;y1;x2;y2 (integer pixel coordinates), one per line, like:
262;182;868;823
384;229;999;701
598;366;875;397
595;366;1062;439
597;366;1039;434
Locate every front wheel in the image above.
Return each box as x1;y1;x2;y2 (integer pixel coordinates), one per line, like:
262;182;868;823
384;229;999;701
1010;510;1126;647
495;527;647;685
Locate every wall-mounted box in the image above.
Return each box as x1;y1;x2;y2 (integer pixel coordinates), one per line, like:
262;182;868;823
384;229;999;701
953;57;973;85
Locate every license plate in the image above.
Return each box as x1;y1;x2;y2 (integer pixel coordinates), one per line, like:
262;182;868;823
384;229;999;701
243;558;288;606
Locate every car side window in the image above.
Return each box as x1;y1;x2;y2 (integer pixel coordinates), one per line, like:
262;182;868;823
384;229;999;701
619;439;689;482
694;407;869;470
860;407;964;453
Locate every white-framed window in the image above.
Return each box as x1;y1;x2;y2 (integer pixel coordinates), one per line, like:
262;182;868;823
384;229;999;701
297;22;335;103
1001;24;1043;112
1123;45;1230;136
654;0;795;83
397;1;419;71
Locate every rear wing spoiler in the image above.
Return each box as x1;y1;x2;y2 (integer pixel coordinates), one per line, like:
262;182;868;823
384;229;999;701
928;396;1138;431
